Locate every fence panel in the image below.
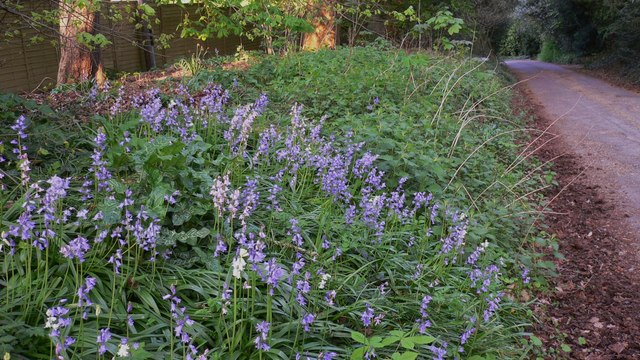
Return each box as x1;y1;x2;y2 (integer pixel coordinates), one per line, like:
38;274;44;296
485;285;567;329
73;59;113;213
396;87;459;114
0;2;261;93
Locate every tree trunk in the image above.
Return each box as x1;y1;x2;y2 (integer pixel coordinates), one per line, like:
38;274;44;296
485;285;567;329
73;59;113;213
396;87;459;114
302;0;336;50
137;0;156;70
57;0;104;85
91;9;106;85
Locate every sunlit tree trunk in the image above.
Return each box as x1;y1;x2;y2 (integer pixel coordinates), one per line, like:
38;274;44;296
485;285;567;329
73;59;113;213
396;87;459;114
302;0;336;50
57;0;105;85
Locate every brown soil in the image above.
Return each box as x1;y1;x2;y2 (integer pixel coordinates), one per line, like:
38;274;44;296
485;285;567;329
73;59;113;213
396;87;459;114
22;58;255;121
513;82;640;359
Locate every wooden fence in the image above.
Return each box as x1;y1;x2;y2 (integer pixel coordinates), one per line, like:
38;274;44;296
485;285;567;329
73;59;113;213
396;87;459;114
0;2;260;93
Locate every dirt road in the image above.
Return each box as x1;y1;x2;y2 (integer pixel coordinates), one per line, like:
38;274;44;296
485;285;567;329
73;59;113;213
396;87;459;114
506;60;640;358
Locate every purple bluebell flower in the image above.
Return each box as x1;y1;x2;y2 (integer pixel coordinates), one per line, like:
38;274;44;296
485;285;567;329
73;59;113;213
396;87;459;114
416;295;433;334
163;285;196;344
34;176;71;250
254;124;280;163
60;236;90;262
239;178;259;228
323;352;338;360
199;84;229;126
296;272;311;306
468;264;499;294
267;183;282;211
8;193;36;251
10;116;28;161
289;218;304;247
221;282;232;301
210;173;230;217
430;203;440;225
466;240;489;265
301;313;315;332
97;328;112;355
164;190;180;205
247;239;266;265
127;302;134;327
110;86;125;116
77;277;97;307
361;303;375;327
321;235;331;249
108;248;123;274
429;343;447;360
363;168;386;194
483;293;502;322
261;258;285;295
331;247;342;261
90;129;112;192
325;290;337;306
254;321;270;351
439;213;468;264
360;193;387;240
211;235;226;258
292;253;305;275
460;326;475;345
387;179;409;219
138;89;166;133
44;304;71;337
522;267;531;284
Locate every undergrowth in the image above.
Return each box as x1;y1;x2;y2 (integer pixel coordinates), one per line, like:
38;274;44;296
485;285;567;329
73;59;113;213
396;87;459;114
0;47;554;359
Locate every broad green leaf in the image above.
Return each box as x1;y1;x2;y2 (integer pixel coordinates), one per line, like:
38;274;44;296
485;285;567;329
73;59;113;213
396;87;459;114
351;331;367;344
407;335;435;345
391;351;419;360
350;346;366;360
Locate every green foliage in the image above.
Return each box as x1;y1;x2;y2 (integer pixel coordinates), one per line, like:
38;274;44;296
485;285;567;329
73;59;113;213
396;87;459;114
425;9;465;50
514;0;640;78
178;0;313;53
0;47;553;359
538;40;575;64
76;32;112;51
350;330;434;360
500;20;541;57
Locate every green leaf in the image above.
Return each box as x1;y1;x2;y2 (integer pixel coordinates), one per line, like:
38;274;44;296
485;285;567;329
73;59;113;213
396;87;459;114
380;336;401;347
139;3;155;16
351;331;367;344
448;23;462;35
530;335;543;346
159;228;210;247
369;336;383;348
407;335;436;345
350;346;366;360
561;344;571;353
97;199;121;225
578;337;587;346
391;351;419;360
400;338;415;350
